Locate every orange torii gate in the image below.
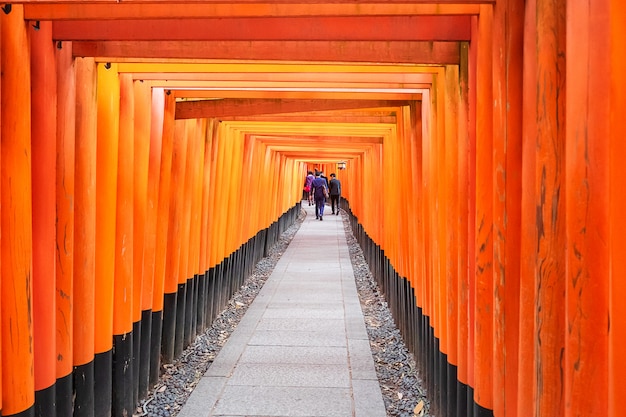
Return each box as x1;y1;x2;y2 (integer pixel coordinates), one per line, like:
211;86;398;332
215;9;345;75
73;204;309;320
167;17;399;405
0;1;624;417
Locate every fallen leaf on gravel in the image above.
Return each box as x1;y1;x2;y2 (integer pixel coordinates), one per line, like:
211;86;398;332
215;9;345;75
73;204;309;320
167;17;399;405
157;385;167;393
397;392;403;400
414;400;424;415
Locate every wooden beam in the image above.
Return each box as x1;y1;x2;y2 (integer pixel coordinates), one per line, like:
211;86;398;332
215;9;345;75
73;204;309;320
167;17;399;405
271;149;367;157
25;3;481;20
169;90;422;100
254;135;385;144
72;40;461;64
144;80;430;90
53;16;471;41
129;71;434;84
18;0;494;3
175;98;411;119
217;114;398;124
115;62;440;76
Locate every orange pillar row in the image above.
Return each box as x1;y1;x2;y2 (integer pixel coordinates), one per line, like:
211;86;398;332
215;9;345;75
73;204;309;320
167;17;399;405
55;37;76;417
1;5;35;416
73;56;98;417
30;19;58;415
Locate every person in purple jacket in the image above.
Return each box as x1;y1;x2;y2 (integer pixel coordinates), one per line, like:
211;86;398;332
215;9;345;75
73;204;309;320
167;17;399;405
303;171;314;206
311;171;329;220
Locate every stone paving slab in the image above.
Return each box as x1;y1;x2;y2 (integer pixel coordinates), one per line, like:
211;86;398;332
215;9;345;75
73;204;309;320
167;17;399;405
254;317;347;332
212;386;354;417
238;345;348;365
178;203;387;417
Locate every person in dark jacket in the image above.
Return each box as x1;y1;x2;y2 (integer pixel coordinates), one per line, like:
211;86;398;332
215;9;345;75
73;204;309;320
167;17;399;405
311;172;329;220
328;173;341;215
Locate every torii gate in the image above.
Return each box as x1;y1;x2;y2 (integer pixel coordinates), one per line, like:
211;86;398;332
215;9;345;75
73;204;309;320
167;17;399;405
0;2;624;417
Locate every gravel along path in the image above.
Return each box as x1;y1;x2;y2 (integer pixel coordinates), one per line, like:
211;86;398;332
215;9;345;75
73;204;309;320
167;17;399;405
136;207;430;417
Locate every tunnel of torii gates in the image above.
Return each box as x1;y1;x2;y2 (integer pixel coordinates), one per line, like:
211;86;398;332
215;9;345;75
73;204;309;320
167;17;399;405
0;1;624;417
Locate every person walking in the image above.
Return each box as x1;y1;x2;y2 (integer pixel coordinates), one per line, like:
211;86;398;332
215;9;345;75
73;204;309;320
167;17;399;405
303;171;314;205
328;173;341;215
311;171;328;220
319;171;329;190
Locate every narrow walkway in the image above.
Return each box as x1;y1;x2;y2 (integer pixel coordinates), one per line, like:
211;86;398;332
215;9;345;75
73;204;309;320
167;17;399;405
178;203;387;417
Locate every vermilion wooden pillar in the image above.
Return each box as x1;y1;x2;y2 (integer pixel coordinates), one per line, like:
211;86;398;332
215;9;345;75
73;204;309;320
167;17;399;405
528;1;568;416
490;1;523;416
132;78;151;404
456;42;471;417
473;5;494;416
150;90;174;384
565;1;609;416
140;86;163;396
419;90;433;395
198;121;214;332
30;19;58;416
73;56;98;417
435;67;448;417
206;120;221;325
226;124;243;258
207;123;221;272
162;120;187;362
95;62;120;417
0;17;3;413
55;38;76;417
444;65;460;417
609;2;626;417
1;5;35;416
133;81;153;402
112;72;135;417
467;17;478;406
176;120;195;354
517;0;538;415
213;124;230;267
190;119;207;339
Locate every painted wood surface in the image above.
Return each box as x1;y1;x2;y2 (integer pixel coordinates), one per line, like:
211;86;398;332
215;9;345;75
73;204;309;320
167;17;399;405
1;5;35;415
0;3;621;417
